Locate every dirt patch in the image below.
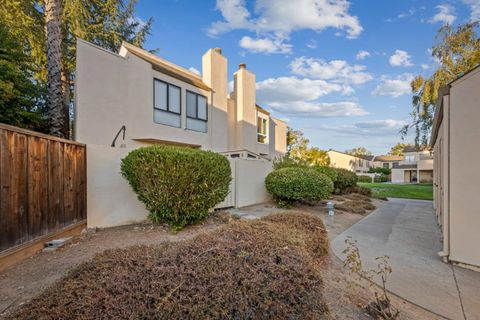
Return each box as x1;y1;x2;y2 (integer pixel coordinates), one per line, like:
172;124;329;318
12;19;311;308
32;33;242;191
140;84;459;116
7;213;330;320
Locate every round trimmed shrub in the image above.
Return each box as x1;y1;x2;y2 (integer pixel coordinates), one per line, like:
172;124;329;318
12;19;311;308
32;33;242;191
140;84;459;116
357;175;373;183
121;145;231;229
265;167;333;207
333;168;358;192
314;166;338;183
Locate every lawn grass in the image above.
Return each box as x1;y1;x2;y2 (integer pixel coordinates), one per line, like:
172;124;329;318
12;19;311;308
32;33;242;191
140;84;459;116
358;182;433;200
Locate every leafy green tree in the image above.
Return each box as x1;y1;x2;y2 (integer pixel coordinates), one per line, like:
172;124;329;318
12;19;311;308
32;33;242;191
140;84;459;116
285;127;330;166
388;143;408;156
1;0;153;137
345;147;373;158
402;22;480;145
0;20;45;131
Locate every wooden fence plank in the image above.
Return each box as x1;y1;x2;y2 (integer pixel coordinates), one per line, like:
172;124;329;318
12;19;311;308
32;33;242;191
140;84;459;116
63;144;76;225
27;136;49;240
48;140;65;231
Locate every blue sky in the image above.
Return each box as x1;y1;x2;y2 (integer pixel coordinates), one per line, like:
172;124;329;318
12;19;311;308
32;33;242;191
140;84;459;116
135;0;479;154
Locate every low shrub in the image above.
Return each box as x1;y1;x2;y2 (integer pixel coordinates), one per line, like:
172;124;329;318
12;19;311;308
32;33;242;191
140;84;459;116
374;174;388;183
265;167;334;207
272;155;305;170
314;165;338;182
121;145;231;229
333;168;358;193
357;175;373;183
10;213;330;319
351;185;373;197
369;167;391;175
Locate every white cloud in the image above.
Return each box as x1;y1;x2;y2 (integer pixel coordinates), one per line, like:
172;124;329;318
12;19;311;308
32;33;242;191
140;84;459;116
421;64;430;70
267;101;368;117
256;76;367;117
356;50;370;60
372;73;414;98
318;119;407;136
463;0;480;21
208;0;363;53
306;39;318;49
188;67;200;75
256;76;345;103
429;4;456;25
239;36;292;54
389;50;413;67
290;56;373;85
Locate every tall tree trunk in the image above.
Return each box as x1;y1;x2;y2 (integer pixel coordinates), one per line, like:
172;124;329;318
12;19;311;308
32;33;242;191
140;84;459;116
61;68;70;137
45;0;67;138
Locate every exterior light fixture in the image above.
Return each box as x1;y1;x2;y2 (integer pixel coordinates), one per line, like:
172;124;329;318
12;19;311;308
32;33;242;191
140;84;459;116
111;125;126;147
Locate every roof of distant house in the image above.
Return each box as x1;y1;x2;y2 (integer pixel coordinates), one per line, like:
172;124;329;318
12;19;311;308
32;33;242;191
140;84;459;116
373;155;404;162
360;155;375;161
403;145;431;153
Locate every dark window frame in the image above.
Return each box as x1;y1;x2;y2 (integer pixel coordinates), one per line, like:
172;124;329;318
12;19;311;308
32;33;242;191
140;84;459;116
186;90;208;122
153;78;182;115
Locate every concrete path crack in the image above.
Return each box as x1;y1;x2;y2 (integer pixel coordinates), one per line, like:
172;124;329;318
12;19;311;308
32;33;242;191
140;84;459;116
451;265;467;320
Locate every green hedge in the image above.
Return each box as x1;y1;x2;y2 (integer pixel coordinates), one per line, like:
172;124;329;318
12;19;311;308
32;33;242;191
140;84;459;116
357;175;373;183
314;166;338;183
121;145;231;229
265;167;333;207
333;168;358;192
374;174;388;183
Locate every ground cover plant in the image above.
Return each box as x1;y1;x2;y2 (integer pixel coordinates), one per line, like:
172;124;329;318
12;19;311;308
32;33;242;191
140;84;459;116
121;145;231;229
265;167;333;207
358;183;433;200
9;213;330;320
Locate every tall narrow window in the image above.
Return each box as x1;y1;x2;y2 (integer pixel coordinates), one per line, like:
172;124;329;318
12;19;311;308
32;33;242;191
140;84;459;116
186;90;208;133
257;114;268;143
154;79;181;127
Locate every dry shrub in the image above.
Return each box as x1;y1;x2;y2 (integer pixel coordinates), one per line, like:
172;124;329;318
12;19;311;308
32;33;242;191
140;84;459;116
10;213;329;320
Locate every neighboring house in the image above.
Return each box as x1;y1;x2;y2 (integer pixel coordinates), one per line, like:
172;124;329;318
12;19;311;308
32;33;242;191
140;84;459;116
74;39;287;228
390;147;433;183
327;150;372;174
431;65;480;271
372;155;403;169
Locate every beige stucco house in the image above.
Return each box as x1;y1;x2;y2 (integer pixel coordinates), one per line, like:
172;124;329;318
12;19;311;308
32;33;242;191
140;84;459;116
390;146;433;183
327;150;371;174
74;39;287;228
430;65;480;271
372;155;403;169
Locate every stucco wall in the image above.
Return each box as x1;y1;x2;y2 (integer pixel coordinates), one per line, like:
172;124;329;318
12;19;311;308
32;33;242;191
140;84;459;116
448;68;480;268
391;169;405;183
234;158;273;208
86;144;149;228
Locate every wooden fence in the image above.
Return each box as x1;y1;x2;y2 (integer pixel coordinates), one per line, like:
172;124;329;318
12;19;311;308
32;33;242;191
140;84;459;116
0;123;86;253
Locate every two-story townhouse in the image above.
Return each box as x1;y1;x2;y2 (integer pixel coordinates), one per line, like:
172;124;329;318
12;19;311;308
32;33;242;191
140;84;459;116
390;146;433;183
372;155;404;169
74;39;287;228
327;150;372;174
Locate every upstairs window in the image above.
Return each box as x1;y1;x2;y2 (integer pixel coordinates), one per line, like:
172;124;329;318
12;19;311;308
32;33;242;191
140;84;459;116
257;113;268;144
154;79;181;127
186;91;208;133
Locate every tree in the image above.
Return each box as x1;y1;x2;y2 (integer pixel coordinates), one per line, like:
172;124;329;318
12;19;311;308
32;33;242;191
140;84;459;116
0;20;45;130
402;23;480;145
345;147;373;158
45;0;66;137
285;127;330;166
1;0;153;137
388;143;408;156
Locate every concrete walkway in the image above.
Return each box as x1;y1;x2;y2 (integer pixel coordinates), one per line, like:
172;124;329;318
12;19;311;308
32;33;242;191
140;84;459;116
332;198;480;320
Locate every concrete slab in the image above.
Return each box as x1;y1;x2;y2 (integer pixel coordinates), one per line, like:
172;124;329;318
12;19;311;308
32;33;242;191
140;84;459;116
332;198;480;320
